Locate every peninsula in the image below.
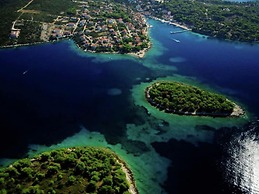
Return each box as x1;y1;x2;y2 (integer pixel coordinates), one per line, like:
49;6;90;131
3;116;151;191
0;0;150;58
0;146;138;194
145;81;245;117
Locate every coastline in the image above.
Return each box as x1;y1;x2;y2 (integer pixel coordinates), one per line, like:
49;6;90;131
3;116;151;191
112;154;139;194
127;42;152;58
0;35;72;49
78;45;150;59
149;16;191;31
231;104;245;117
1;12;152;58
0;41;47;49
75;41;151;59
116;159;139;194
0;38;151;59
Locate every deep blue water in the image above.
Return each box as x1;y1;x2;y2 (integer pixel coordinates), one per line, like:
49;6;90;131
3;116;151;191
151;21;259;116
0;41;154;157
1;19;259;193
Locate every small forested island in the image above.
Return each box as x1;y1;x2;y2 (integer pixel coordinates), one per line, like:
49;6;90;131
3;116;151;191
145;81;245;117
0;147;137;194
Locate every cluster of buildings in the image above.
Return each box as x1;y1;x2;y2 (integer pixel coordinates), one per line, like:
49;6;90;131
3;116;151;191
10;21;22;39
72;0;149;52
42;0;149;53
134;0;175;22
9;0;150;53
48;16;80;40
10;29;21;39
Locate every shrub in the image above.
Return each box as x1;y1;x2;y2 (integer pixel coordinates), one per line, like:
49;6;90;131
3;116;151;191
36;173;45;181
119;182;129;193
15;184;22;192
21;185;43;194
91;174;100;182
47;165;60;176
0;189;7;194
49;180;55;186
40;152;51;162
57;173;63;180
66;175;76;185
102;176;113;186
19;159;31;168
20;167;33;179
47;188;56;194
86;180;97;192
75;161;86;174
99;185;115;194
0;177;5;185
6;166;19;176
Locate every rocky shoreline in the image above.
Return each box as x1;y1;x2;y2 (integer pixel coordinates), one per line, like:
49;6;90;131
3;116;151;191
149;16;191;31
0;39;151;59
113;154;139;194
230;104;245;117
77;41;151;59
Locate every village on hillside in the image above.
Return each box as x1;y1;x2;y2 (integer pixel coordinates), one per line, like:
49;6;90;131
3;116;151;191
9;0;150;56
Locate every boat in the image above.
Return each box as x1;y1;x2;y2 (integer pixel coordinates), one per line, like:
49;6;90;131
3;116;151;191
172;38;180;43
23;70;28;75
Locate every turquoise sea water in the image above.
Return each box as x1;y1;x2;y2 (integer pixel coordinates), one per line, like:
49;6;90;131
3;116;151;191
1;19;259;193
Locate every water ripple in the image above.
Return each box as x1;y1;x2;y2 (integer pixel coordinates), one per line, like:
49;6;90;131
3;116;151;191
223;122;259;194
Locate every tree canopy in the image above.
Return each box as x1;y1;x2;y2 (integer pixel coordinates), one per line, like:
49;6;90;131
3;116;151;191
146;81;236;116
0;147;132;194
134;0;259;42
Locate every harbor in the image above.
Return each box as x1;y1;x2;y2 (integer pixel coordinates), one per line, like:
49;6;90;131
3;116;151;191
149;16;191;31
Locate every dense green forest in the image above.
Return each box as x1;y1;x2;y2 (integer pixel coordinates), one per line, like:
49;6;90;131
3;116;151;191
167;0;259;42
0;0;28;45
146;81;236;116
25;0;77;15
137;0;259;42
0;0;78;46
0;147;132;194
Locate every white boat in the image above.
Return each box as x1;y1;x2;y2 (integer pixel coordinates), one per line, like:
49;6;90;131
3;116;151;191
23;70;28;75
172;38;180;43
